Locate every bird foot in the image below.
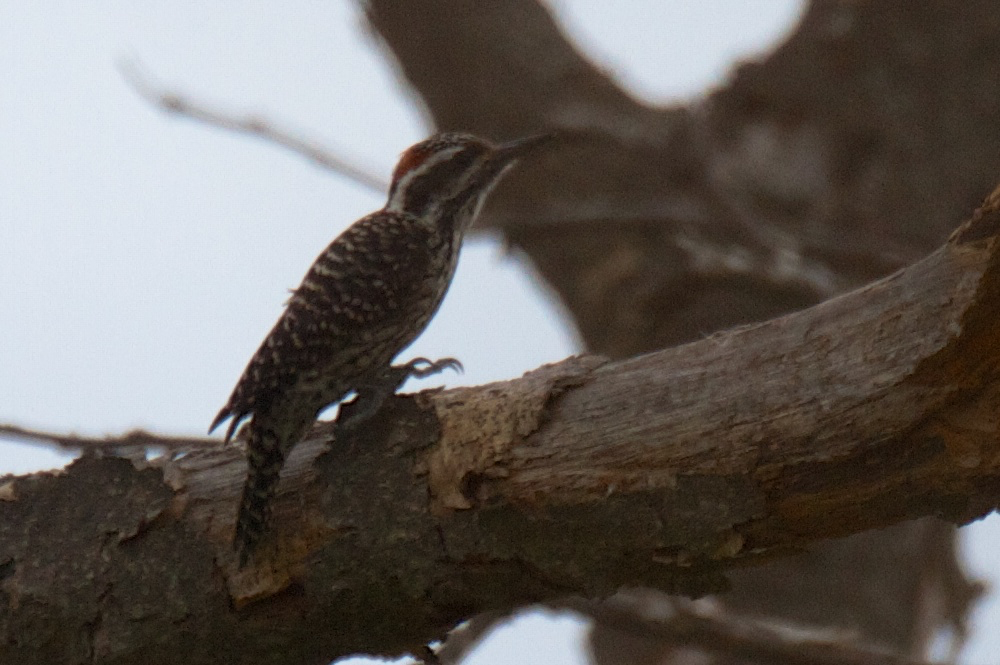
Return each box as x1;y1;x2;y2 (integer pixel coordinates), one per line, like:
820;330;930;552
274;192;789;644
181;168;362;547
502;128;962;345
401;356;464;380
336;356;463;432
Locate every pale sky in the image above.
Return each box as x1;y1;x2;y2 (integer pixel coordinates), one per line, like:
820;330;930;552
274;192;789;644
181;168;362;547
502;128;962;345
2;2;995;663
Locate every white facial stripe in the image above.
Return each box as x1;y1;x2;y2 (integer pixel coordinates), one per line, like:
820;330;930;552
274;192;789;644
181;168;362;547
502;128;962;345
386;145;464;213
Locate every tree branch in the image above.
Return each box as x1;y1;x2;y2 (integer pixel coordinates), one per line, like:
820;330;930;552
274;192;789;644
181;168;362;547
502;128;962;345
4;187;1000;664
119;61;389;194
567;596;936;665
0;423;215;453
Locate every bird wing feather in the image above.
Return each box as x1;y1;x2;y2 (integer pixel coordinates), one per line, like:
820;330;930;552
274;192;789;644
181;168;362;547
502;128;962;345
209;211;442;441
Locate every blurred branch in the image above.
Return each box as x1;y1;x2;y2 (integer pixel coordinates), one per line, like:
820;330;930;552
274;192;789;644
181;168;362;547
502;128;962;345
119;60;389;194
565;597;935;665
0;423;217;452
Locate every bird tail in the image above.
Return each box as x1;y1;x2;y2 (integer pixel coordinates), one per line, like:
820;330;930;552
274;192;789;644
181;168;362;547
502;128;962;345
234;419;288;568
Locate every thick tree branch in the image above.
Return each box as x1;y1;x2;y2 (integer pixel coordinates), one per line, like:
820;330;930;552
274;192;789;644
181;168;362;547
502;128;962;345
365;0;1000;353
4;189;1000;664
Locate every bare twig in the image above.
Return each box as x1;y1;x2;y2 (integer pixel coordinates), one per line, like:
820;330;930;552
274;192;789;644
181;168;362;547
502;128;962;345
0;423;217;452
119;60;389;194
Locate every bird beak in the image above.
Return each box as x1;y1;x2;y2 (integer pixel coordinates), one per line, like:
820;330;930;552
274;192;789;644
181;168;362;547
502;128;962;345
492;133;556;164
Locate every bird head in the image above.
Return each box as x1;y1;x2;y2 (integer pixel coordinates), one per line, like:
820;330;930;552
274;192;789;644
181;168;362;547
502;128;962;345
385;132;551;225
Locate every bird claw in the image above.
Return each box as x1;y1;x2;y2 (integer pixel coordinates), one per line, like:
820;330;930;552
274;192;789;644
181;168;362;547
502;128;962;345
403;356;463;379
335;356;464;433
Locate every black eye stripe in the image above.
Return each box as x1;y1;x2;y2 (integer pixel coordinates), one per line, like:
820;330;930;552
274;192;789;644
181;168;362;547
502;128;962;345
424;148;479;185
402;147;483;213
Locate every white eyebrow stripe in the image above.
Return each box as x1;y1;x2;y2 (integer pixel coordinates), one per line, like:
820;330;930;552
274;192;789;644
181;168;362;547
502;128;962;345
386;145;463;212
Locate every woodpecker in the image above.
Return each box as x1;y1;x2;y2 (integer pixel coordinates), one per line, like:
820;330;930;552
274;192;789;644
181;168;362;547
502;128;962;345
210;132;550;567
